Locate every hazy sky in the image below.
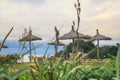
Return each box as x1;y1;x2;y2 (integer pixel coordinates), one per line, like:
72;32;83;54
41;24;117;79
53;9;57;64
0;0;120;45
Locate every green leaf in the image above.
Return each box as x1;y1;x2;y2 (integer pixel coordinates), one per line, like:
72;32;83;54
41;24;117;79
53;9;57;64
65;66;81;80
116;46;120;80
11;67;31;80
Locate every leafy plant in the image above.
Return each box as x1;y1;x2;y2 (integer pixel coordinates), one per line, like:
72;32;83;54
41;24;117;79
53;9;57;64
115;46;120;80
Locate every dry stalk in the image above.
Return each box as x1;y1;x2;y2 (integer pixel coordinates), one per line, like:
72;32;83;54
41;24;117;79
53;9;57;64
53;27;59;63
0;27;13;51
75;0;81;66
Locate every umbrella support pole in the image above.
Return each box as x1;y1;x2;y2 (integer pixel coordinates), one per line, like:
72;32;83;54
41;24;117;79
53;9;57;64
72;38;75;53
53;45;58;63
97;39;100;63
29;41;32;63
72;38;75;59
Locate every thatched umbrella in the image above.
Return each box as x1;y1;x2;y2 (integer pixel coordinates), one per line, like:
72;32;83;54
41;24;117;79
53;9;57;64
48;41;65;56
48;27;64;62
0;43;8;48
19;27;42;62
59;26;90;43
48;41;65;46
59;25;90;53
90;29;112;61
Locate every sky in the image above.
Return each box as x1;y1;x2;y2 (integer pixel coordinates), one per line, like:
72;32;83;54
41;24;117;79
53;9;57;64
0;0;120;46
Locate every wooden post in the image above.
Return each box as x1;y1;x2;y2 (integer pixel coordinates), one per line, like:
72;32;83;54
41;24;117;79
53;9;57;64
29;27;32;62
29;40;32;62
53;27;59;63
72;24;75;53
96;29;100;63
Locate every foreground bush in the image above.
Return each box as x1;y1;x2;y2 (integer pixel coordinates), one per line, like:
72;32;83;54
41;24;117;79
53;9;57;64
0;46;120;80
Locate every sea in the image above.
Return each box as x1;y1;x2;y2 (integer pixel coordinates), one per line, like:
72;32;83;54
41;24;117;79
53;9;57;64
0;39;119;62
1;38;119;56
0;41;64;56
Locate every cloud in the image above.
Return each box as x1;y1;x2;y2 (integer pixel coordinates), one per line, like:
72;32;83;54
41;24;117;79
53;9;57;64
0;0;120;45
79;0;120;38
0;0;74;41
10;0;46;5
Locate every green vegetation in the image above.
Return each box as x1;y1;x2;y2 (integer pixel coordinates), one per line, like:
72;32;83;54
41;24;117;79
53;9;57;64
65;40;95;53
0;47;119;80
89;45;118;59
58;40;118;59
116;46;120;80
57;40;95;58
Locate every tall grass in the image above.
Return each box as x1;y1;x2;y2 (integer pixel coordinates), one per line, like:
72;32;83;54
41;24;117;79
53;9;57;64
0;44;118;80
5;51;114;80
116;46;120;80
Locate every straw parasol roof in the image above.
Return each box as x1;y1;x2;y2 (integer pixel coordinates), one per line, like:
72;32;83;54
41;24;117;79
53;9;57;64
59;26;90;40
48;41;65;46
59;30;90;40
90;29;111;41
0;43;8;48
19;30;42;42
19;34;42;42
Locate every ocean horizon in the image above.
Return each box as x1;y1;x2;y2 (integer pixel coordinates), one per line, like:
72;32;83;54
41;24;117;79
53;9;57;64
0;41;64;56
0;37;120;55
